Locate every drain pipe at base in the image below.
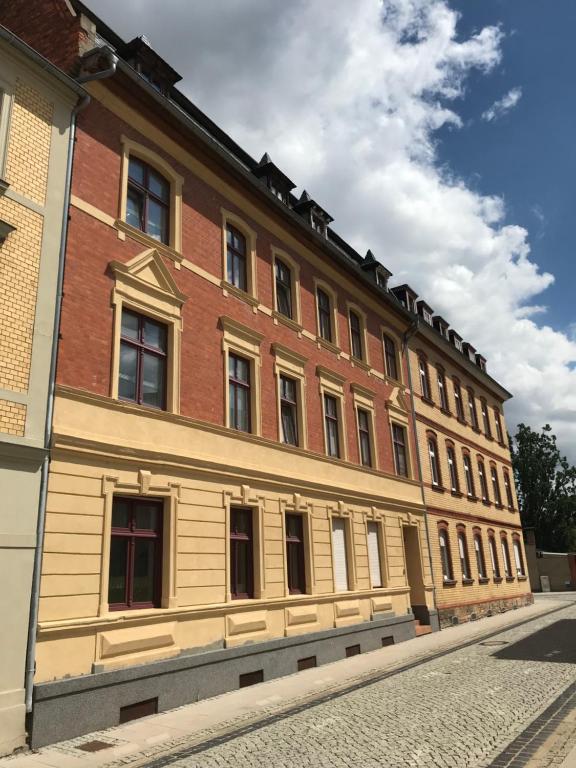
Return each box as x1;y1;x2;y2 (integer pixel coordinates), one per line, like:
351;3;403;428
24;47;118;716
402;319;440;629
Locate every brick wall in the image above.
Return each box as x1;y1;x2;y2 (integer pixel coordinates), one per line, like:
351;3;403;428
0;398;26;436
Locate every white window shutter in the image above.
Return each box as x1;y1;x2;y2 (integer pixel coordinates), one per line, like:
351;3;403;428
367;522;382;588
332;518;349;591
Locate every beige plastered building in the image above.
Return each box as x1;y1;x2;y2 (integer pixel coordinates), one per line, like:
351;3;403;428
0;29;83;755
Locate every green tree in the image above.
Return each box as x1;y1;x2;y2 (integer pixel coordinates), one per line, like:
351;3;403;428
511;423;576;552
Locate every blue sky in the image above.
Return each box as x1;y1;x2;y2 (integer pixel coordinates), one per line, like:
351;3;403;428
441;0;576;336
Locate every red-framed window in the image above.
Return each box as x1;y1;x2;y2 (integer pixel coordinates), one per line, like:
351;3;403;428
126;157;170;244
324;394;340;458
226;225;248;291
280;375;298;446
357;408;373;467
275;258;293;319
108;497;163;610
453;379;465;421
349;310;363;360
383;334;398;380
392;423;409;477
119;309;167;409
230;508;254;599
438;525;453;582
491;465;503;506
229;353;251;432
447;445;460;493
317;288;333;342
285;514;306;594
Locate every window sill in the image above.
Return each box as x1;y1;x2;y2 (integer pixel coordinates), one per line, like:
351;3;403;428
485;435;494;442
472;427;482;435
508;506;515;513
457;417;468;426
505;576;515;583
431;484;445;493
517;575;528;581
498;441;508;449
350;356;371;372
442;579;457;587
440;408;452;417
421;396;435;407
115;219;182;263
466;495;478;503
478;577;490;585
482;500;491;507
462;578;474;586
451;490;463;498
495;503;504;510
316;336;342;355
0;178;9;196
221;280;260;308
272;311;303;334
493;576;503;583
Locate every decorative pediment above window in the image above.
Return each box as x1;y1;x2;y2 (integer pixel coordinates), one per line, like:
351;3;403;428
109;248;186;320
386;386;410;424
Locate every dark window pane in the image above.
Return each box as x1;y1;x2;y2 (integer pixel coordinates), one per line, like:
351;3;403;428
112;500;130;529
142;352;165;408
132;538;157;603
143;319;167;352
231;509;251;537
128;157;145;185
119;343;138;401
147;198;168;242
134;503;159;531
275;260;292;318
148;169;170;202
108;537;128;605
121;310;140;341
126;188;143;230
281;403;298;445
234;541;250;596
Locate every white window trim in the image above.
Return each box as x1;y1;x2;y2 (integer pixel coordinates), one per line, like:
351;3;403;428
221;316;264;436
272;343;308;449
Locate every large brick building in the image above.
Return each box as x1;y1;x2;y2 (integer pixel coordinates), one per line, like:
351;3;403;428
0;0;531;749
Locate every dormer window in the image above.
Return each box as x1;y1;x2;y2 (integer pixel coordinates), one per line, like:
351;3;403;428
294;190;333;237
391;285;418;314
376;270;388;288
269;183;286;203
252;153;295;207
449;330;463;352
417;300;434;326
361;250;392;289
120;36;182;97
311;214;326;236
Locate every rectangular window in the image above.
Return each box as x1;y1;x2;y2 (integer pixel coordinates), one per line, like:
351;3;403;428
458;532;470;580
494;408;504;444
468;389;479;430
419;357;431;400
317;288;333;342
489;536;500;578
439;529;453;582
513;539;525;576
331;517;349;591
367;521;383;588
392;424;409;477
108;497;163;610
119;309;167;409
229;353;251;432
491;466;502;506
501;537;512;578
127;157;170;244
463;454;475;497
357;408;373;467
383;335;398;380
447;447;459;493
481;401;492;438
478;461;489;502
437;369;449;411
285;514;306;594
226;225;247;291
504;471;514;508
428;438;440;486
349;311;363;360
324;394;340;458
275;259;293;318
280;375;298;446
230;508;254;599
474;534;487;579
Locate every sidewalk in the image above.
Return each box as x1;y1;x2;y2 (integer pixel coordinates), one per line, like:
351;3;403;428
1;598;570;768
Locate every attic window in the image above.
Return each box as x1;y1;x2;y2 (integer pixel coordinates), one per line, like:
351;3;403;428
311;214;326;236
422;309;432;325
139;67;164;94
376;270;388;289
269;182;287;203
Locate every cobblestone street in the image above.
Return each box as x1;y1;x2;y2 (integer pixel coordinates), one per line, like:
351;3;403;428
142;599;576;768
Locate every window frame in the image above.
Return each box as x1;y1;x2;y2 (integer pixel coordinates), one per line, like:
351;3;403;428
228;352;252;433
230;507;255;599
391;422;410;478
437;366;450;412
428;435;442;488
446;444;460;494
356;407;373;468
346;303;369;365
457;527;472;581
490;464;503;507
512;535;526;577
352;384;377;470
453;378;465;422
226;223;248;293
330;514;355;593
463;451;476;498
221;316;263;436
108;496;164;611
272;248;302;327
500;532;513;579
438;524;454;583
118;135;183;254
467;387;480;431
383;333;400;381
126;156;170;245
324;393;341;459
318;367;347;460
314;280;339;349
488;531;501;580
473;530;488;580
418;354;432;402
494;407;505;445
118;308;168;410
480;398;492;439
366;520;385;589
285;513;307;595
477;458;490;503
0;82;13;179
503;469;514;509
273;343;308;449
221;209;258;301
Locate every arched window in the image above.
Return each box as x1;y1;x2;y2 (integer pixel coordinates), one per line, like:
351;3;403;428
463;452;475;498
419;356;432;401
457;528;471;580
473;532;487;580
503;470;514;509
491;465;502;506
127;157;170;244
428;436;441;487
512;536;525;577
467;388;479;430
501;533;512;578
275;258;293;318
226;225;248;291
453;378;465;421
488;532;500;579
437;366;449;412
438;526;453;582
383;334;398;380
447;445;460;493
478;459;489;503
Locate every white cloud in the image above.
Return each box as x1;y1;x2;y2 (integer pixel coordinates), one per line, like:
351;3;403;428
92;0;576;457
482;86;523;122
